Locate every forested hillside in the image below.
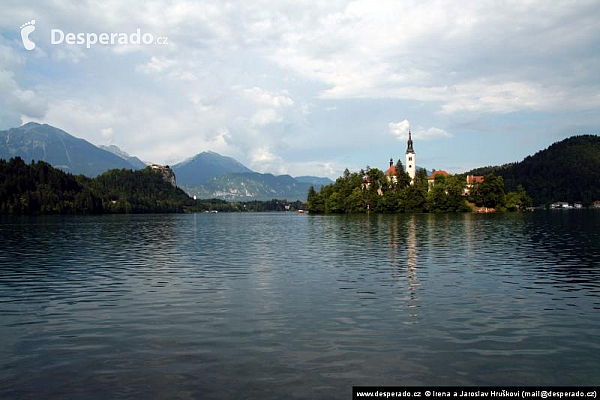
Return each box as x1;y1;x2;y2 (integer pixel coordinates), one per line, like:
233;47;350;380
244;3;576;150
0;158;193;214
467;135;600;205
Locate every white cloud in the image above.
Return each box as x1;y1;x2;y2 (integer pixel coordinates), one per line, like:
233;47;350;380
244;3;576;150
249;147;286;174
389;119;410;140
268;0;600;114
52;46;86;63
286;160;343;179
0;42;47;128
389;119;452;141
3;0;600;176
100;127;114;140
136;56;176;74
413;127;453;141
250;109;281;126
241;86;294;108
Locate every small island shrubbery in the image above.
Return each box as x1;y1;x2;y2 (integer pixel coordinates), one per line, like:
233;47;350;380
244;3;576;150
307;162;532;214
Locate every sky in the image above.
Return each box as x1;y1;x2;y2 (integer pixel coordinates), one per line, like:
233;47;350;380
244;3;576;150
1;0;599;178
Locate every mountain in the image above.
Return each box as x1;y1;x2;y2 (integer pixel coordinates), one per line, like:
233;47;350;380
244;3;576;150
172;151;252;185
466;135;600;205
98;144;147;169
294;176;334;187
0;122;137;176
181;172;313;201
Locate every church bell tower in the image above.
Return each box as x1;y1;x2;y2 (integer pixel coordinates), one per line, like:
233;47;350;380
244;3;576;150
405;129;416;184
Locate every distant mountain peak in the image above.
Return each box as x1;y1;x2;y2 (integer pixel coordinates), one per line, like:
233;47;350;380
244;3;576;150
0;123;139;176
99;144;130;158
173;150;252;185
20;121;41;128
98;144;148;170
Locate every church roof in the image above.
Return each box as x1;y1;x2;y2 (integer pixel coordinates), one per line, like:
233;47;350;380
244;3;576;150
428;170;449;179
386;165;397;176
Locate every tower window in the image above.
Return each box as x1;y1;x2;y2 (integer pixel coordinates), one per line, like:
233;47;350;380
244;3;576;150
409;157;412;161
409;165;412;168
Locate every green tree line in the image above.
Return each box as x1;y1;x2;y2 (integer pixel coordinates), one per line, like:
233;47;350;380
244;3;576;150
0;157;308;215
0;157;193;214
307;160;531;214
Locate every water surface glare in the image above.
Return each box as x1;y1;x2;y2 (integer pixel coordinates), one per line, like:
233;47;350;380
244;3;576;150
1;212;599;397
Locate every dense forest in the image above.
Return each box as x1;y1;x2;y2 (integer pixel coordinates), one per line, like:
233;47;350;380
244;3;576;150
0;158;308;215
0;157;193;214
466;135;600;205
307;160;531;214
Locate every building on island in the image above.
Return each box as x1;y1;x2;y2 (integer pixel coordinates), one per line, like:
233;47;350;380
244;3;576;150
464;174;485;195
467;175;485;185
427;170;450;191
385;129;416;185
385;158;397;183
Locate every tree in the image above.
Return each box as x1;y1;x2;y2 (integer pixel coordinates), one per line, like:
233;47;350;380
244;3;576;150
505;185;533;211
394;159;411;188
476;173;506;208
326;192;343;213
345;187;366;213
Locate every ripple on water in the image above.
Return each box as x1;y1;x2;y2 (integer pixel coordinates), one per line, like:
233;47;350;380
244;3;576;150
1;212;600;397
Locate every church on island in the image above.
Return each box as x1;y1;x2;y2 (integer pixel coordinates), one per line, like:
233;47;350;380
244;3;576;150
384;129;416;184
384;129;482;191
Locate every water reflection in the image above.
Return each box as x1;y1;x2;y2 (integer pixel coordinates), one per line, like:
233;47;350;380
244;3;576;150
405;216;419;319
1;212;599;397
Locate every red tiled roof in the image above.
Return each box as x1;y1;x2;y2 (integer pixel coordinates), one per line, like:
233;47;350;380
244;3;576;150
467;175;485;184
386;165;397;176
428;170;449;179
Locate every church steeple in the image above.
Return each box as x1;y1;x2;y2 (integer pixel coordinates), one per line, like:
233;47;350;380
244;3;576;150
405;129;416;184
406;129;414;154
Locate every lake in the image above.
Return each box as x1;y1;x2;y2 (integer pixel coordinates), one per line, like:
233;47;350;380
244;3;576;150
1;211;599;398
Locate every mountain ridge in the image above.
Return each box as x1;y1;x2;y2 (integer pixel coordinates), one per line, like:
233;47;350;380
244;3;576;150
0;123;332;201
0;122;138;176
172;151;253;185
98;144;147;170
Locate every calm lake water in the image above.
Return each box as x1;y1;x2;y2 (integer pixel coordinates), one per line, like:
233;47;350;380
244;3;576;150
1;211;599;398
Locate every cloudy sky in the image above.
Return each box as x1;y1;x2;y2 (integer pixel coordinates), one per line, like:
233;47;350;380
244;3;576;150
1;1;599;178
